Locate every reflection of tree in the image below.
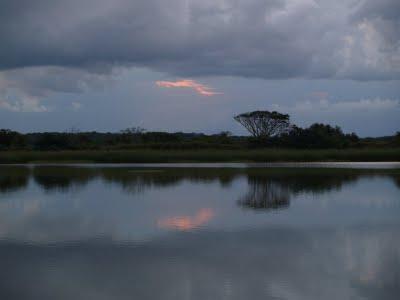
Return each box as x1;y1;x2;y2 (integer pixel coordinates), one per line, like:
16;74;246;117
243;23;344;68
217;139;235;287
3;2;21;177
238;177;290;210
237;171;371;211
0;166;30;194
392;175;400;189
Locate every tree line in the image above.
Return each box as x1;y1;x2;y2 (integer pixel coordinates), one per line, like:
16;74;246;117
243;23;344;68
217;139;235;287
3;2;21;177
0;110;399;150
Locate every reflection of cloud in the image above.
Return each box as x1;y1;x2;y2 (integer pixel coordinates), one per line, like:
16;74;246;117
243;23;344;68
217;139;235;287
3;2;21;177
155;79;221;96
1;227;399;300
71;102;82;111
157;208;214;231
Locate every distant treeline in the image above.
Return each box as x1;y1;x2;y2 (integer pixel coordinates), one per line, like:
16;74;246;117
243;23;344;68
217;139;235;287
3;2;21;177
1;124;399;151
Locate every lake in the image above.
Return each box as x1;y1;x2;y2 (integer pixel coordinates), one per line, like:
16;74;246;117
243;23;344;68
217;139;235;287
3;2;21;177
0;163;399;299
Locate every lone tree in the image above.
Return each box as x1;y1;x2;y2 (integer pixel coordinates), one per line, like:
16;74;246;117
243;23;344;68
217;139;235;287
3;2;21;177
234;110;291;140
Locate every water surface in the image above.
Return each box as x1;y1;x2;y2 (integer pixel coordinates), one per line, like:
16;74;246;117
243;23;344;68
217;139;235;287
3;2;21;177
1;164;399;299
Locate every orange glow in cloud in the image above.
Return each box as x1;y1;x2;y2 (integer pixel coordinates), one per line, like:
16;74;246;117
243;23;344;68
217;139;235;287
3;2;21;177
156;79;221;96
157;208;215;231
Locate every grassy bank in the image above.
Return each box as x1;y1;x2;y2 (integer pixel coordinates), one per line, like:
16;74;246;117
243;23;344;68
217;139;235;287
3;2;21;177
0;148;399;164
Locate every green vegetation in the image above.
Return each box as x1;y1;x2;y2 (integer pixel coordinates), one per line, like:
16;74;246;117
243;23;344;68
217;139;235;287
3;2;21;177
0;126;399;151
0;148;398;164
1;110;399;163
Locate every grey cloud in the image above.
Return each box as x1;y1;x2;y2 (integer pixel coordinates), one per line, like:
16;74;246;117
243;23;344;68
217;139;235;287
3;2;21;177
0;0;399;81
0;66;117;112
0;67;115;96
352;0;400;21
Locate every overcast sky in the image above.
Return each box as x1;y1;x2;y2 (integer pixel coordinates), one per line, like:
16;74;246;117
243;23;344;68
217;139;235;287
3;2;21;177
0;0;399;136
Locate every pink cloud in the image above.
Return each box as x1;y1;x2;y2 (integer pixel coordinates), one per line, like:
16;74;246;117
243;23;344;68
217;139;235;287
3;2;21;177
311;91;329;100
156;79;221;96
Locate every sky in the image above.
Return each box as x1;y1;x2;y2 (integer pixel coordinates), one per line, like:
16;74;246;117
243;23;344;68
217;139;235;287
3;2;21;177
0;0;399;136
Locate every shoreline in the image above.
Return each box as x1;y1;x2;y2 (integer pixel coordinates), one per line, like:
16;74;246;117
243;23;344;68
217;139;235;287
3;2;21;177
0;148;399;164
3;162;400;171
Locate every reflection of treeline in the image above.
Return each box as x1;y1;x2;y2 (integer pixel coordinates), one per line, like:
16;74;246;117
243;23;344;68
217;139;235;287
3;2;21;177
237;171;362;210
1;167;239;193
1;167;399;198
0;127;399;151
32;167;95;192
0;166;30;194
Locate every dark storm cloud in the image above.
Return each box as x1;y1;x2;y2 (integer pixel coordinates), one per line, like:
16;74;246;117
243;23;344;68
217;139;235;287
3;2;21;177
352;0;400;20
0;0;399;80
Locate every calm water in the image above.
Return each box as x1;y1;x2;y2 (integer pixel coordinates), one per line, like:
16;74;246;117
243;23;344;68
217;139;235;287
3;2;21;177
0;164;399;300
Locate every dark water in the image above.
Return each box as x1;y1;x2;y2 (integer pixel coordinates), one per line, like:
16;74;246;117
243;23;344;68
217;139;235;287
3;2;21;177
0;164;399;300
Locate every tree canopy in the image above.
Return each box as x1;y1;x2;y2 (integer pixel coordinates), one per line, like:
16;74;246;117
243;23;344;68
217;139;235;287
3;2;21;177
234;110;291;139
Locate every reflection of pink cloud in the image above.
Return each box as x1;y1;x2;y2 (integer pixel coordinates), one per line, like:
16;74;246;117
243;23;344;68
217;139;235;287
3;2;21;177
156;79;221;96
157;208;215;231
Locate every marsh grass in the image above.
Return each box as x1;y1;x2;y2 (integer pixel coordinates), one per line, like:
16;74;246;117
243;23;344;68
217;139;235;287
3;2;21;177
0;148;398;164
